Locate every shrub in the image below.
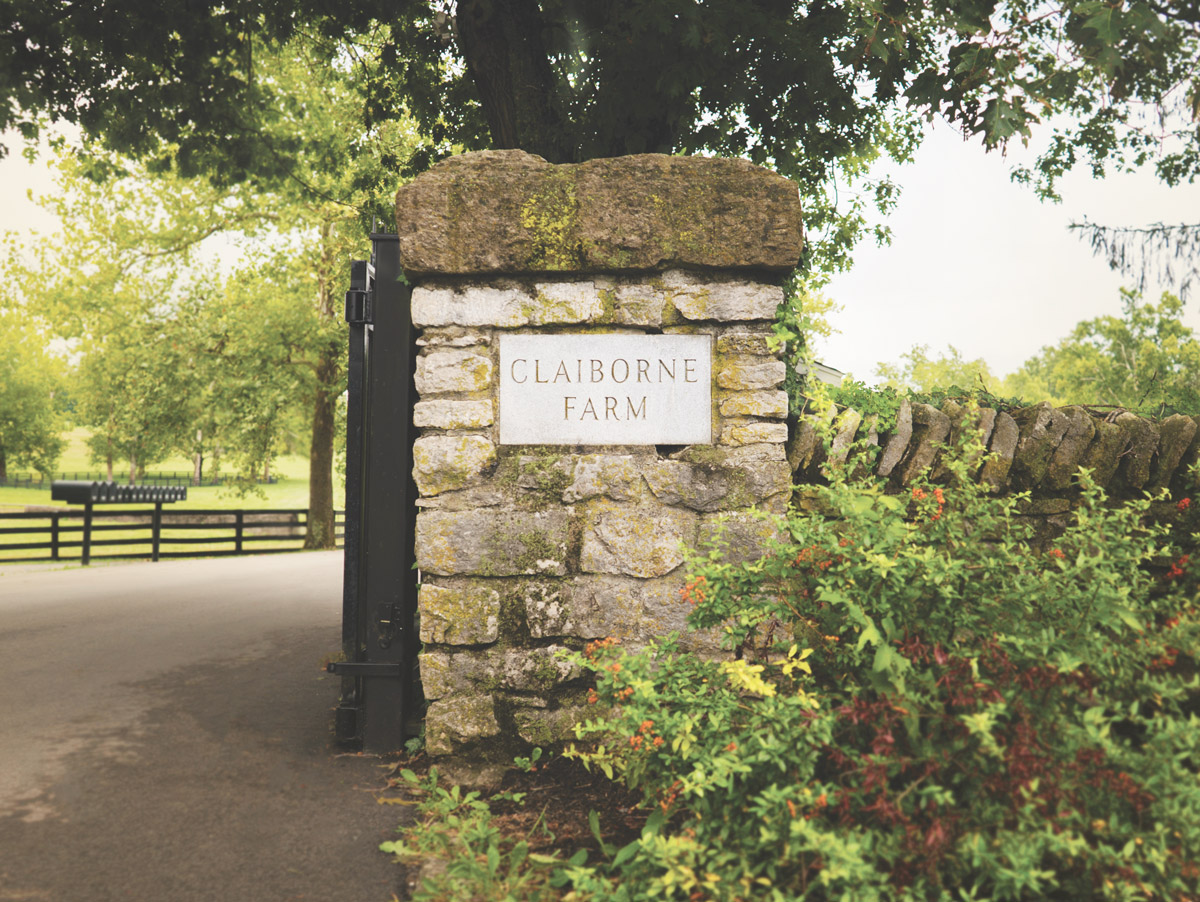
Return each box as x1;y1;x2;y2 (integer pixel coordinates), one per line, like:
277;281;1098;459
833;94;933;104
561;447;1200;900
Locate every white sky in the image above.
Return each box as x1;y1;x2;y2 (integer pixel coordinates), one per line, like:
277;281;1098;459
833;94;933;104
3;123;1199;385
821;121;1200;383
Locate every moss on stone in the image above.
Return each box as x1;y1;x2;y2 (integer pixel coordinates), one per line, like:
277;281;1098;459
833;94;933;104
519;170;584;271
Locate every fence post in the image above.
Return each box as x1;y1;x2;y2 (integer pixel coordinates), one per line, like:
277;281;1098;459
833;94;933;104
82;502;93;566
152;502;162;562
51;513;60;561
235;511;244;554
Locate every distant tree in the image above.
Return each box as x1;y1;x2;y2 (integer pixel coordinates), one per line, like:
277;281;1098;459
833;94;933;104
0;311;65;480
875;344;998;394
1002;290;1200;414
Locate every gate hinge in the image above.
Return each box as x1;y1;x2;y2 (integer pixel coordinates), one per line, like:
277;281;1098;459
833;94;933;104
326;661;404;677
345;259;374;324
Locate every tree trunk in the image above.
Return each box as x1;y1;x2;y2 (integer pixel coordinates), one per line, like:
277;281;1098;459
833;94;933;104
106;453;113;482
304;344;338;549
193;429;203;486
0;444;7;482
262;458;270;482
455;0;569;162
128;452;137;485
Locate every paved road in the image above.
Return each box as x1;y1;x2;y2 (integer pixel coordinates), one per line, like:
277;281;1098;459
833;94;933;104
0;552;407;902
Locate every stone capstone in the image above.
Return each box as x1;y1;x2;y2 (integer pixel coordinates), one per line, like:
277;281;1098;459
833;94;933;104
394;150;803;276
412;435;497;496
876;399;913;478
897;403;951;485
1150;414;1198;491
1010;403;1072;490
1079;417;1127;488
1044;407;1097;491
1113;413;1160;491
419;581;501;645
425;695;502;756
416;509;570;576
980;411;1019;491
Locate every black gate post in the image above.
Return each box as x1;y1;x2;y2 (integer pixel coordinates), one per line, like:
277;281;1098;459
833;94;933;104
330;233;420;752
81;501;93;566
152;501;162;562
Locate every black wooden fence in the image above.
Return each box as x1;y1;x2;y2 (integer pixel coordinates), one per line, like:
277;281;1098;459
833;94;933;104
0;509;344;564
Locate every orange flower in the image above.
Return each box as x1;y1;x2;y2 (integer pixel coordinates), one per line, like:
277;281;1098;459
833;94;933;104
1048;548;1065;560
653;736;664;747
1178;498;1192;512
911;488;927;501
639;720;655;734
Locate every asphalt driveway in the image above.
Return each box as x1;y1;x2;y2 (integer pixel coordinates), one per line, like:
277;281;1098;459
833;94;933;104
0;551;407;902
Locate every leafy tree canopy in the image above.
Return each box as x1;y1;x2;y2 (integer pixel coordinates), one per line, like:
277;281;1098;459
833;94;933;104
3;1;1198;274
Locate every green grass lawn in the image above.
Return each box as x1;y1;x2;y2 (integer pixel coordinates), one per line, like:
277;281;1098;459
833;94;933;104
1;429;345;513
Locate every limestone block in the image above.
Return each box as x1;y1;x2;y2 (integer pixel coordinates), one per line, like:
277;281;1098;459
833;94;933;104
415;485;509;512
415;349;493;394
514;706;589;746
416;509;570;576
721;422;789;447
498;645;580;691
580;505;697;578
413;400;495;429
393;150;804;276
716;358;786;391
720;442;787;464
555;576;648;642
1113;413;1159;491
1010;403;1071;490
412;285;529;328
420;650;492;700
1044;407;1097;491
419;582;501;645
1168;416;1200;494
1150;413;1198;491
788;419;821;477
529;281;607;324
719;391;789;418
826;408;863;468
644;460;732;511
980;411;1018;491
425;696;501;757
716;329;774;356
932;401;996;479
697;511;784;565
603;283;667;326
562;455;648;503
413;435;496;495
666;276;784;322
417;326;491;348
897;403;951;485
876;399;913;478
1079;417;1127;488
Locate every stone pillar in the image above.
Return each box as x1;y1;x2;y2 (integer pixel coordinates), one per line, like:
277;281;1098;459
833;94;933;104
396;150;803;763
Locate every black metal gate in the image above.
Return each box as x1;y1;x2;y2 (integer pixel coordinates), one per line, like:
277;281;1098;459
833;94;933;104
327;233;421;752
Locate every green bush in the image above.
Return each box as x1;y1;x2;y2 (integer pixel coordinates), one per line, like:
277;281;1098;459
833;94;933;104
558;447;1200;901
386;437;1200;901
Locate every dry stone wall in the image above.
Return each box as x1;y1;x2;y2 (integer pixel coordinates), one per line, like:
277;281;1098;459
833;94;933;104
790;398;1200;541
396;150;803;764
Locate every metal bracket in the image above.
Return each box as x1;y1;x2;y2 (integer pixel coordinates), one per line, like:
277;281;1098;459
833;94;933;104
325;661;404;678
345;259;374;324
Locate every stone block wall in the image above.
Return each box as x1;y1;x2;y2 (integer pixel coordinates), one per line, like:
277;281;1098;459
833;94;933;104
395;150;804;762
790;398;1200;543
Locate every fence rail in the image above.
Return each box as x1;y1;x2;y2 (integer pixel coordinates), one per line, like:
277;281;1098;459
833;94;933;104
0;508;345;564
0;471;277;489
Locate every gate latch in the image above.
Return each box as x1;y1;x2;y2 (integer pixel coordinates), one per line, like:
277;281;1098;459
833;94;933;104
325;661;404;677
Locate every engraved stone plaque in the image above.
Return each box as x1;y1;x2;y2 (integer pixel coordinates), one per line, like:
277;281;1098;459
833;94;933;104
498;334;712;445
